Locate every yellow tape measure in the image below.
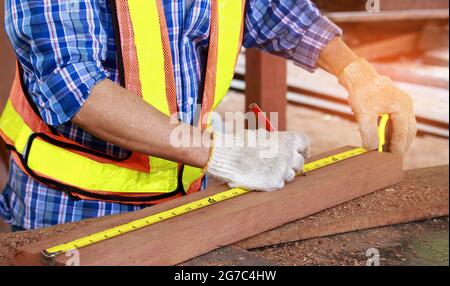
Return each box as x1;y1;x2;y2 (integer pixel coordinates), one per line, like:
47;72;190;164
378;113;391;152
42;114;390;263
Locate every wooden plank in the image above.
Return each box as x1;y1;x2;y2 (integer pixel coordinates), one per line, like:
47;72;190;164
419;24;449;51
235;165;449;249
285;64;450;132
285;65;450;125
233;59;450;137
380;0;449;10
285;92;450;138
424;48;450;67
353;33;421;61
12;147;403;266
372;62;449;89
327;9;449;23
231;83;449;138
245;49;287;131
236;54;450;133
181;246;279;266
314;0;449;11
239;202;449;250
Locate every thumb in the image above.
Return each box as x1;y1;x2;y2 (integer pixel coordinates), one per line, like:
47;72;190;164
389;112;416;154
356;113;379;151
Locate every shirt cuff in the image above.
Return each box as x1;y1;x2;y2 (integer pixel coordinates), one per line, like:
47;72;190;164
37;61;109;126
292;16;343;72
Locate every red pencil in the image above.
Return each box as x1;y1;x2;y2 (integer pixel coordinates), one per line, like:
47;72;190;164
249;103;277;132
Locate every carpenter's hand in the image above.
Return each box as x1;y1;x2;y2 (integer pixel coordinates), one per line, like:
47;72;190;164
205;129;310;192
338;58;417;154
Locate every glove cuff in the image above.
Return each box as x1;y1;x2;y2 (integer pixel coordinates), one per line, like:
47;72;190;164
204;132;243;182
338;58;379;92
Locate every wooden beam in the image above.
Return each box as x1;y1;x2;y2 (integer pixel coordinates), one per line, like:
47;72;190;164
245;49;287;131
235;165;449;249
424;48;450;67
419;24;449;51
313;0;449;12
353;33;421;61
327;9;449;23
234;50;449;138
12;147;403;266
372;62;449;89
182;246;278;266
380;0;449;10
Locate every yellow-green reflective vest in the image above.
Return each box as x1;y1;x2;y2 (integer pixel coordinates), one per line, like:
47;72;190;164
0;0;246;204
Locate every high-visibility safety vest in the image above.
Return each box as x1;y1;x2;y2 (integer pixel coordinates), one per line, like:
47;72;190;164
0;0;246;205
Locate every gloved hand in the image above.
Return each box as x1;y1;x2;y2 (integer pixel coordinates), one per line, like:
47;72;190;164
338;58;417;154
205;129;310;192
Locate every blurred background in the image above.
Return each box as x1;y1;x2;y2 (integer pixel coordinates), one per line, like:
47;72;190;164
225;0;449;169
0;0;448;216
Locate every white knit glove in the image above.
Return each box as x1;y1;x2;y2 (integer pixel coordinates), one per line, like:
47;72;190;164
205;129;310;192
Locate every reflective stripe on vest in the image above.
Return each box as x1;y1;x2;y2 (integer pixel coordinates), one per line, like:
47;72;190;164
0;0;246;204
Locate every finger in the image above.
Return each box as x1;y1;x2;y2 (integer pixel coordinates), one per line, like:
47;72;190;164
275;179;285;191
262;179;285;192
291;152;305;173
356;113;379;151
283;169;296;183
406;114;418;151
398;113;417;154
228;181;244;190
390;112;413;154
294;134;311;158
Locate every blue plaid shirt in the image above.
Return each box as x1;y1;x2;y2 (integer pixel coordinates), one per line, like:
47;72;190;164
1;0;341;230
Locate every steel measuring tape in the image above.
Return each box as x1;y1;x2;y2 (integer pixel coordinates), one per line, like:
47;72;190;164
42;114;391;263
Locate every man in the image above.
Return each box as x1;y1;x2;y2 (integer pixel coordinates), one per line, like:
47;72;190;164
0;0;416;231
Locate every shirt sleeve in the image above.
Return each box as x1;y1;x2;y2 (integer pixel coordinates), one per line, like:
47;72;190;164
243;0;343;72
4;0;110;126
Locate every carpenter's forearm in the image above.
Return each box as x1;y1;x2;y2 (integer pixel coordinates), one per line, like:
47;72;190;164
72;79;211;168
318;37;358;76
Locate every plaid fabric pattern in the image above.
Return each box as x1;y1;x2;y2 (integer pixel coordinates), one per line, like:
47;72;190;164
1;0;341;230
